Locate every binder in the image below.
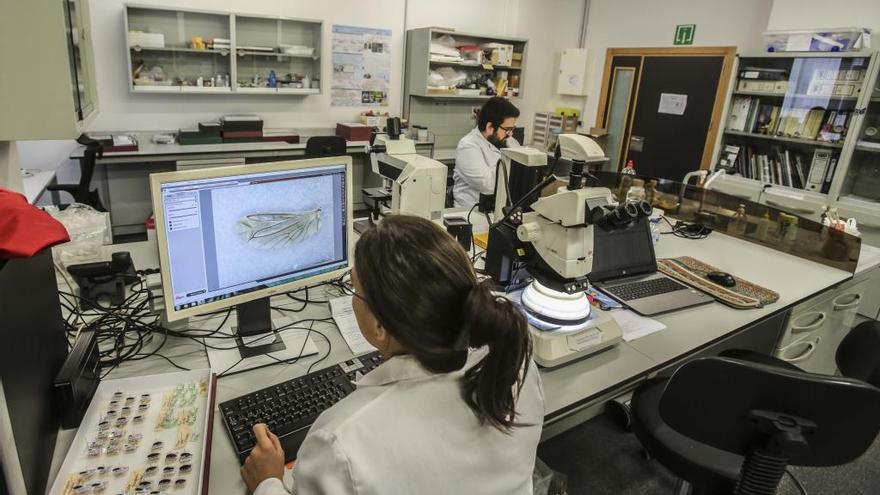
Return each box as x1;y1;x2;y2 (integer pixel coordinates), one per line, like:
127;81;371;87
805;149;832;191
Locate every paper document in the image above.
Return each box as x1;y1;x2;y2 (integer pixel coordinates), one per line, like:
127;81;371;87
658;93;687;115
611;310;666;342
330;296;377;354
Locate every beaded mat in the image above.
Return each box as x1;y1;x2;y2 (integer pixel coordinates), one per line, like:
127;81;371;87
657;256;780;309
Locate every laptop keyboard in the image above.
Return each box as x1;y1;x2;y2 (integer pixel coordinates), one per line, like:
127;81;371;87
603;277;688;301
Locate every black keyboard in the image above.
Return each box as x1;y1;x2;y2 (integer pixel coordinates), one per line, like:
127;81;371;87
603;277;687;301
220;351;383;463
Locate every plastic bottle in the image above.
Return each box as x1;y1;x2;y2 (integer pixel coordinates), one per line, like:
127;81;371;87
268;70;277;88
729;203;748;235
619;160;637;201
650;217;662;245
756;210;772;242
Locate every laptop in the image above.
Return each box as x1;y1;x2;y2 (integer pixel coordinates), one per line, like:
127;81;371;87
589;219;713;316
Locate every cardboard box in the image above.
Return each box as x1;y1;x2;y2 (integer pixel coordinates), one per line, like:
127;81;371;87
336;123;373;142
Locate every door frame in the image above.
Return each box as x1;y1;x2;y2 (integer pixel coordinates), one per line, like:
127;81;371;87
595;46;737;171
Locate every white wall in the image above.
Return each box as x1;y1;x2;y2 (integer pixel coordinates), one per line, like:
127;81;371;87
515;0;587;140
581;0;774;128
87;0;407;132
767;0;880;32
85;0;581;137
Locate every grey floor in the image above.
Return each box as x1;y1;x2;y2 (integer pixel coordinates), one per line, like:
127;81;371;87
538;405;880;495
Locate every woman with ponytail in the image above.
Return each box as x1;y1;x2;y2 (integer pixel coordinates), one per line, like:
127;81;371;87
242;215;545;495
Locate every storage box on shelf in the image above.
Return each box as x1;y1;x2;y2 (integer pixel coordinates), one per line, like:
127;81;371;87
403;27;528;155
711;51;879;224
124;6;322;95
404;27;527;100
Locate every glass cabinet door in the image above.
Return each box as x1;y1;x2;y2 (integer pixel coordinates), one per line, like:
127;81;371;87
721;55;871;194
63;0;94;121
127;7;232;92
234;16;321;94
840;76;880;206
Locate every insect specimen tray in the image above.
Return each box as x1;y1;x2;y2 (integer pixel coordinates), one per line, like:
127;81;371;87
49;369;217;495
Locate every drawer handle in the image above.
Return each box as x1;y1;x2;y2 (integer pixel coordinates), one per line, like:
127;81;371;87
780;340;818;363
833;293;862;311
791;312;826;333
765;199;816;215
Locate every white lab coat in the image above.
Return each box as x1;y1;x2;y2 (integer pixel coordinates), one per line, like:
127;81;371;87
453;128;520;208
254;348;545;495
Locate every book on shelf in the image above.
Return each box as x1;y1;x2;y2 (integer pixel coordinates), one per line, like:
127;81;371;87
739;67;788;81
805;149;832;192
726;95;848;143
722;142;825;191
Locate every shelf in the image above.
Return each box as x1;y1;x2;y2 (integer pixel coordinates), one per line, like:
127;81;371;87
741;50;875;59
235;87;319;94
236;50;318;59
420;92;492;100
732;90;859;101
129;46;230;55
428;60;521;70
855;140;880;153
724;130;844;148
132;85;232;94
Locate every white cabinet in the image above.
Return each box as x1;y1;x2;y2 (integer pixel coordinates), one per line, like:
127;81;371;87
124;5;322;95
558;48;589;96
0;0;98;140
775;277;872;374
712;52;880;228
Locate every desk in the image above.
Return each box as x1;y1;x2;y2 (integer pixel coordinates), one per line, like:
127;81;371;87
22;169;57;204
48;232;880;493
68;130;435;236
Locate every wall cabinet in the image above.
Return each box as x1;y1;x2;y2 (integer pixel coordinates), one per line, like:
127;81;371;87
124;5;322;95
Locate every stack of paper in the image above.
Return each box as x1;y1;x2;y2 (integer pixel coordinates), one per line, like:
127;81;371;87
330;296;377;354
611;310;666;342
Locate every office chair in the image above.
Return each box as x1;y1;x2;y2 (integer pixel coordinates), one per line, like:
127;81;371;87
631;352;880;494
46;134;105;211
304;136;346;157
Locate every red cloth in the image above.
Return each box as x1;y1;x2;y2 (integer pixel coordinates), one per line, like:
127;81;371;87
0;188;70;259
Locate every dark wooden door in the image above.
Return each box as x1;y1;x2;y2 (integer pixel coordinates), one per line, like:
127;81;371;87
596;48;735;181
627;56;724;181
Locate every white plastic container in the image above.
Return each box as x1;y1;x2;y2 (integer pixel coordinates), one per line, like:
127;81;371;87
128;31;165;48
763;28;871;53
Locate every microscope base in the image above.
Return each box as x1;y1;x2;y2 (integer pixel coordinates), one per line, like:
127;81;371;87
528;310;623;369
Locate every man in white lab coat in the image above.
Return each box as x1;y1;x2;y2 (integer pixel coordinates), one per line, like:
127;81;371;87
453;97;521;207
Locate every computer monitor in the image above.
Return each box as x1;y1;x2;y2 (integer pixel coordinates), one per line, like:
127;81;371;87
150;157;353;358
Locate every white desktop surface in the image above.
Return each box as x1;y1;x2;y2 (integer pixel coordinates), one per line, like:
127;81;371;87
48;231;877;493
69;129;434;161
22;169;56;204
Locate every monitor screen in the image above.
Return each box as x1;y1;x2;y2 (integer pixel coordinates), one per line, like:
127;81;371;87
153;159;350;318
588;218;657;282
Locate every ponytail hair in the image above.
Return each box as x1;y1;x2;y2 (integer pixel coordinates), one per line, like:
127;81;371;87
460;283;532;431
354;215;532;431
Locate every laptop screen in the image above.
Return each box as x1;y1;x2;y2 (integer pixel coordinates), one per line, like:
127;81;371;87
589;218;657;282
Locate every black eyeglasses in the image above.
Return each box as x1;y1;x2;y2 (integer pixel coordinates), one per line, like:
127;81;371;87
498;125;516;135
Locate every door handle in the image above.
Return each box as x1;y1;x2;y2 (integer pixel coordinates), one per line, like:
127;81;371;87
629;136;645;152
779;339;818;363
790;312;826;334
833;293;862;311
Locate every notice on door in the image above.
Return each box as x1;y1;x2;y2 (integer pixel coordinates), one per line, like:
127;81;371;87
658;93;687;115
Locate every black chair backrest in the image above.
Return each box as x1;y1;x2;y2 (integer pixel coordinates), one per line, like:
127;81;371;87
305;136;347;157
837;320;880;388
659;357;880;467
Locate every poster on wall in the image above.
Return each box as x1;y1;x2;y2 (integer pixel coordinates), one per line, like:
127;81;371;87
331;25;392;107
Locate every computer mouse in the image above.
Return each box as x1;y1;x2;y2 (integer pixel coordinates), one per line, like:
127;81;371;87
706;271;736;288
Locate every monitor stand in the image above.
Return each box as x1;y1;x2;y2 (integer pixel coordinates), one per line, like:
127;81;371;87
233;298;287;359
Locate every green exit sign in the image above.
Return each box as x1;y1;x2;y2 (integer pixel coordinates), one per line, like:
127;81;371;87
674;24;696;45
